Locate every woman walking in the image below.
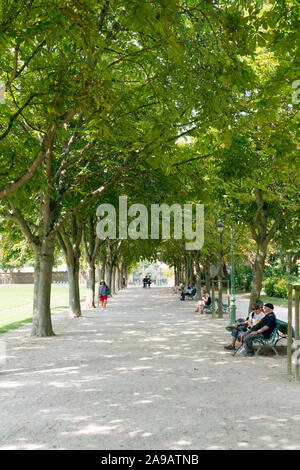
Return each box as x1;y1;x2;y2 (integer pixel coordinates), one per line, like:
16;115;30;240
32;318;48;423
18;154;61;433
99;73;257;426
98;280;108;309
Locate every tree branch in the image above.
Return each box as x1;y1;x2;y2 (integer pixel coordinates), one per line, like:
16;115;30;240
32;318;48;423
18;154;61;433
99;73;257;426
97;0;110;31
7;199;37;248
0;93;39;141
0;125;56;199
172;152;213;167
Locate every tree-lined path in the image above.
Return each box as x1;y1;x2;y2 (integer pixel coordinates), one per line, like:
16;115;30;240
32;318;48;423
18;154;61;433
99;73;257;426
1;287;300;450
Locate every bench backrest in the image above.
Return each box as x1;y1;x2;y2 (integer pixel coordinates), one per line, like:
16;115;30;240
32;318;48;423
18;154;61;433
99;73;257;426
266;324;279;341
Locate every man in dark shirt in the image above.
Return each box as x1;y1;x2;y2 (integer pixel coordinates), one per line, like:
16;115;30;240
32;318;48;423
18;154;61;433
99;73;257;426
244;303;277;357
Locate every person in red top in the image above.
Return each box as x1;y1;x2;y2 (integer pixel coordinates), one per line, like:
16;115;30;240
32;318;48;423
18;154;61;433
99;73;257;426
98;281;108;309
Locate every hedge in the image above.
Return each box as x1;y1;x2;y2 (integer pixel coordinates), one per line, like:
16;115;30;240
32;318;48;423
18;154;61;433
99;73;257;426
263;276;300;299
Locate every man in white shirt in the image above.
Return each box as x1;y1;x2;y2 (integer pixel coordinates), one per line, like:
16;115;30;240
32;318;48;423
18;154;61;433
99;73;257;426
224;304;265;351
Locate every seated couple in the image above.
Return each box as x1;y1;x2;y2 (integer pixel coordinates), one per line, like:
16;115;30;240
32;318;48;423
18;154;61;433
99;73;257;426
194;289;211;313
224;302;276;357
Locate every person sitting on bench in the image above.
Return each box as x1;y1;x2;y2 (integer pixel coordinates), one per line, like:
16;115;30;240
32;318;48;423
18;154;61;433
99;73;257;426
243;303;276;357
194;289;211;314
181;286;193;300
224;303;264;351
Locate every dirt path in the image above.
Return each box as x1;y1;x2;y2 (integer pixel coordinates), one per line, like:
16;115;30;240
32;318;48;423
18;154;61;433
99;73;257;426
0;287;299;450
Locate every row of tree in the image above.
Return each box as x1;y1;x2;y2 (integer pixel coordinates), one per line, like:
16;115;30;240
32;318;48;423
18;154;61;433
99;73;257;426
1;1;299;335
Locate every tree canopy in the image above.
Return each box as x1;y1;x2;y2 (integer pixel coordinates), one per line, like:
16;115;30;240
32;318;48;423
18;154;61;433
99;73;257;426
0;0;299;335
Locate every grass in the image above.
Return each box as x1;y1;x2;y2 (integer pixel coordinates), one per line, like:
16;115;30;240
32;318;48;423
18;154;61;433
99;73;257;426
0;284;86;333
240;293;294;308
256;295;293;308
0;318;33;334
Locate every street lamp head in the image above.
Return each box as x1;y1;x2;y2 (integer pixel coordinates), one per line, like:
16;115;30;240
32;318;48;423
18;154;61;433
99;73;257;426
217;219;225;233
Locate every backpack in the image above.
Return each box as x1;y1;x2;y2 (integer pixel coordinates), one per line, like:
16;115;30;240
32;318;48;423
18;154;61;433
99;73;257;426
106;286;110;295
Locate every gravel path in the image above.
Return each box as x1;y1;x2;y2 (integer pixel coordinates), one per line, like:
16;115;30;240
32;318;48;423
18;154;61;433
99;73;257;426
0;287;299;450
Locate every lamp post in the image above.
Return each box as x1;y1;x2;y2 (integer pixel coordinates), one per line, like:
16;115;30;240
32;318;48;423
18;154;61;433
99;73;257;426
217;219;225;318
228;227;236;327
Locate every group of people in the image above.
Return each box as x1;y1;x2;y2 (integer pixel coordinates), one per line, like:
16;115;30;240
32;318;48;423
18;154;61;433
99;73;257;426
224;301;277;357
174;282;195;300
174;283;211;310
173;283;277;357
142;276;152;288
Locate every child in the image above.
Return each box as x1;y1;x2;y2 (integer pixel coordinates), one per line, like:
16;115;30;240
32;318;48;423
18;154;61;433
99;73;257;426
98;281;108;309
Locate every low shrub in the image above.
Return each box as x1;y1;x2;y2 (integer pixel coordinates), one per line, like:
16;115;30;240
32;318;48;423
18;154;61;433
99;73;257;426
263;277;279;297
263;276;300;299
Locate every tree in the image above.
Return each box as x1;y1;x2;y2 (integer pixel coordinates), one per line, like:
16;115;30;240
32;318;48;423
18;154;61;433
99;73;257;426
57;215;84;318
1;1;285;334
82;215;101;309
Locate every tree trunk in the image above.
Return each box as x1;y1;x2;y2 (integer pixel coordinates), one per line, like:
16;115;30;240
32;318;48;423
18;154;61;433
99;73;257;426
97;258;105;283
218;239;223;318
107;264;113;295
32;247;41;322
101;264;105;281
118;266;121;291
218;276;223;318
190;256;195;286
31;236;56;337
178;263;182;285
57;218;82;318
113;267;117;293
249;239;268;311
111;267;116;295
118;265;123;290
67;254;81;318
96;265;101;284
194;253;202;300
173;261;177;286
204;256;211;294
86;261;96;308
81;217;99;308
105;264;110;287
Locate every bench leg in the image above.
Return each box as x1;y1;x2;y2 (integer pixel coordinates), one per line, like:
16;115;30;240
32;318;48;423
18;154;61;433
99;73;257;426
254;345;264;357
255;344;278;357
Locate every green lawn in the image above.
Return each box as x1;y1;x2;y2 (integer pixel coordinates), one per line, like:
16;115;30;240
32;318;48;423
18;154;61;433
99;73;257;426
241;293;294;308
0;284;86;333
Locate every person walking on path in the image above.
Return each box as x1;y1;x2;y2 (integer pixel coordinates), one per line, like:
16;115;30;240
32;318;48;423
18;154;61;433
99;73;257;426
243;303;276;357
98;281;109;309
